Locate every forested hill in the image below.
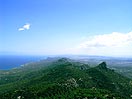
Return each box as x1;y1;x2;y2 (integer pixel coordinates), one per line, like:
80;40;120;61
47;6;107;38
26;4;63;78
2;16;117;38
0;58;132;99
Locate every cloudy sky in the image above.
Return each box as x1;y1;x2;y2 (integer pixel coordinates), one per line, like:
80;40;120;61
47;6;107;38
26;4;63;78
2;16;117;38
0;0;132;57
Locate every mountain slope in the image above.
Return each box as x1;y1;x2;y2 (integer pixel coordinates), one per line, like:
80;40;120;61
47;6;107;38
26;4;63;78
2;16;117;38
0;58;132;99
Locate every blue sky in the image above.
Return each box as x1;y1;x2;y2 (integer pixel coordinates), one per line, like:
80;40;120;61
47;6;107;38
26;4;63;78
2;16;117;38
0;0;132;56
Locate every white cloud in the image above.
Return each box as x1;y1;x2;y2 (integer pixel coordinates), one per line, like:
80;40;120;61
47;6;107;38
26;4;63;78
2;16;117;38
69;31;132;56
18;23;30;31
80;32;132;48
18;28;24;31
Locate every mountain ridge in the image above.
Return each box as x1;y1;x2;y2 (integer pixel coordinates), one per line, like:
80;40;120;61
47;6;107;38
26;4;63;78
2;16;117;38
0;58;132;99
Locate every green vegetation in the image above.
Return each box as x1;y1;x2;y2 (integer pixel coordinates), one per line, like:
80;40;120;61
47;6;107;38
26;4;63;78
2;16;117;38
0;58;132;99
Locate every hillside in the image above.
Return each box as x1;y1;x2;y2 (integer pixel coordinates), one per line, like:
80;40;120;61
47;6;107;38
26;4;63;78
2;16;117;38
0;58;132;99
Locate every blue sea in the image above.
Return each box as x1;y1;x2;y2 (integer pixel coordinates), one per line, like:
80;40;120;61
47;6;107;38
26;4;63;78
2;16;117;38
0;55;47;70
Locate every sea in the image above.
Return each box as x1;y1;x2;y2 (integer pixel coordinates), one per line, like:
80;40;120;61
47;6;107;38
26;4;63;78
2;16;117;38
0;55;47;70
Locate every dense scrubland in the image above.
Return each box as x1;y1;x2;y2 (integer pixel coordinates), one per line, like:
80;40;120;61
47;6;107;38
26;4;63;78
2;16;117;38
0;58;132;99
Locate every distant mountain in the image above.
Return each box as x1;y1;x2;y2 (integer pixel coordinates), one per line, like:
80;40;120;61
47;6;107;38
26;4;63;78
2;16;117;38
0;58;132;99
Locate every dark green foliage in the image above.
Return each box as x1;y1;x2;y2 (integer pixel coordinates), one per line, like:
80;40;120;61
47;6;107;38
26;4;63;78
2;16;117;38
0;58;132;99
98;62;107;70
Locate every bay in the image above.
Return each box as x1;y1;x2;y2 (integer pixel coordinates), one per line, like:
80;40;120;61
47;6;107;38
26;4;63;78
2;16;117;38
0;55;47;70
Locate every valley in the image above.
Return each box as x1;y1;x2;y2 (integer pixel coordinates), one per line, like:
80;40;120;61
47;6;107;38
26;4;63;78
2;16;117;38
0;57;132;99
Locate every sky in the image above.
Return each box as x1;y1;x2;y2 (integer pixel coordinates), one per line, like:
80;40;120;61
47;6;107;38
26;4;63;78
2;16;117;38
0;0;132;57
